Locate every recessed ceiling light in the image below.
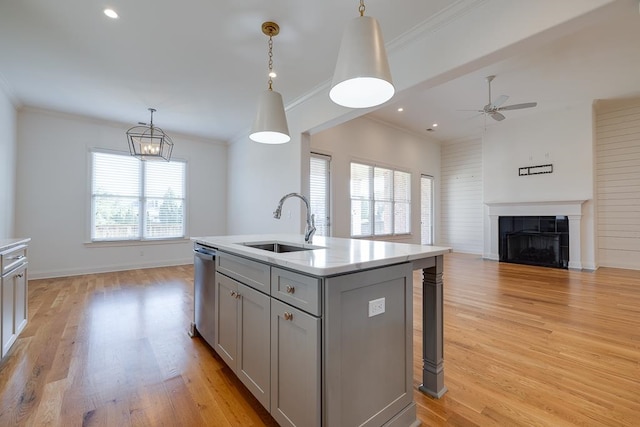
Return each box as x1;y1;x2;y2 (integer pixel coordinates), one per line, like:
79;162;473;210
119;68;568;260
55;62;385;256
432;123;438;127
104;9;118;19
397;107;404;112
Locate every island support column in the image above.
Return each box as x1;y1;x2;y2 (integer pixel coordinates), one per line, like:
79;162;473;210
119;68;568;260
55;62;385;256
418;255;447;398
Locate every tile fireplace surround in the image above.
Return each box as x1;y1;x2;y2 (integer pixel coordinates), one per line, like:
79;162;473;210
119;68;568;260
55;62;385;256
485;200;587;270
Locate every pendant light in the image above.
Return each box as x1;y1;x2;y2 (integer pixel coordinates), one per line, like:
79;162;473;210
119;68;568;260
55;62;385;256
330;0;394;109
250;22;290;144
127;108;174;161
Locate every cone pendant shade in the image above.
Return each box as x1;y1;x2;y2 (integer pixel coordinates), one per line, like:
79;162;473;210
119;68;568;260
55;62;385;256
330;15;394;108
250;89;290;144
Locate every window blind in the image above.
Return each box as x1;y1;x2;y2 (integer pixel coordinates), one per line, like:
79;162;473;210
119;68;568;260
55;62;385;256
421;175;434;245
310;153;331;236
351;163;372;237
350;162;411;237
91;151;186;241
394;171;411;234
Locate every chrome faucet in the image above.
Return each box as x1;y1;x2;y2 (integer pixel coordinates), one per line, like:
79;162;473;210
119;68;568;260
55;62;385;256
273;193;316;244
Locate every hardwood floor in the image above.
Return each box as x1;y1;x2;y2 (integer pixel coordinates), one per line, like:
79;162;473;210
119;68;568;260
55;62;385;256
0;253;638;426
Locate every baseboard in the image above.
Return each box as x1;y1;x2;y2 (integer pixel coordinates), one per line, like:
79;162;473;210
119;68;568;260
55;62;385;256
29;258;193;280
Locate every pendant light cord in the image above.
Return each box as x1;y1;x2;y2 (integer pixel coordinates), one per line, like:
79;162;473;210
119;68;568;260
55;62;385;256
359;0;365;16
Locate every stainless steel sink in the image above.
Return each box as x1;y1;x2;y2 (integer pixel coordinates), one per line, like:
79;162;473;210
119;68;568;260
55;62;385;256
242;242;315;253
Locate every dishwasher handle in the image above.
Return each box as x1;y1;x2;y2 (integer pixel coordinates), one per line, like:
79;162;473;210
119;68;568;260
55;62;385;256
194;248;216;261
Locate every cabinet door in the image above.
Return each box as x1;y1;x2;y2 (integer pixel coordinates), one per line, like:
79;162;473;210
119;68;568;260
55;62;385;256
14;266;27;335
271;299;320;427
1;274;16;358
237;283;271;410
214;273;238;368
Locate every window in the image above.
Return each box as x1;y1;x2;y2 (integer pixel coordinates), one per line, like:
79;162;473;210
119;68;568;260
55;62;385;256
310;153;331;236
91;151;186;241
350;162;411;237
421;175;434;245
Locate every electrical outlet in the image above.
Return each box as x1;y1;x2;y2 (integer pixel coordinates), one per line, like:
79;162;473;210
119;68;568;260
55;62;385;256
368;297;385;317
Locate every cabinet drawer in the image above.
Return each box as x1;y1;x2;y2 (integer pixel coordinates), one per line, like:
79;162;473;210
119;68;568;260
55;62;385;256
217;252;270;294
1;245;27;276
271;268;321;316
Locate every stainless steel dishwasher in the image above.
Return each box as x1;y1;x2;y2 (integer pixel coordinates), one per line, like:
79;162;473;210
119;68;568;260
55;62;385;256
189;242;216;347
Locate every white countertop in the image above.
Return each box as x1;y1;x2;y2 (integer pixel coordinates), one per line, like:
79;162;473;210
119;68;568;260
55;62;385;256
192;234;451;276
0;238;31;253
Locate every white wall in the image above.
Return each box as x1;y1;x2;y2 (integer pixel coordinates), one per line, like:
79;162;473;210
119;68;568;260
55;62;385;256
310;117;441;244
227;134;304;235
0;85;16;238
15;109;227;278
481;103;597;269
440;138;483;254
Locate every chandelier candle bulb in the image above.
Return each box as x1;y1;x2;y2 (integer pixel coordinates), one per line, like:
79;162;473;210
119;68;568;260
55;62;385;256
126;108;174;161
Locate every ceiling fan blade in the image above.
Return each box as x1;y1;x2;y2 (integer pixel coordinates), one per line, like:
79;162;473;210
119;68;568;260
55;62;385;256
490;112;506;121
466;112;485;121
491;95;509;109
498;102;537;111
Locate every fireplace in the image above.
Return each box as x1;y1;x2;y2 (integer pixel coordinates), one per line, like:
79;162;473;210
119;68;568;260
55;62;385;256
485;200;586;270
499;216;569;269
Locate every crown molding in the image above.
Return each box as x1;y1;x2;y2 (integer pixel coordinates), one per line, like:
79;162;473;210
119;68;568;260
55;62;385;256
386;0;488;52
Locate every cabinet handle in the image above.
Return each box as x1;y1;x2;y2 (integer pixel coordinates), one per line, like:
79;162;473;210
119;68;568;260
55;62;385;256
284;312;293;321
285;285;295;294
15;273;24;279
230;290;237;298
8;255;25;261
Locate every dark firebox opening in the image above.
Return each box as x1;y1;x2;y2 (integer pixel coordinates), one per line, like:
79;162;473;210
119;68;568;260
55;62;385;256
499;216;569;269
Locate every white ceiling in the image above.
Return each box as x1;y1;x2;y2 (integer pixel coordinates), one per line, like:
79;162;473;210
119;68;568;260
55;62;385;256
1;1;639;143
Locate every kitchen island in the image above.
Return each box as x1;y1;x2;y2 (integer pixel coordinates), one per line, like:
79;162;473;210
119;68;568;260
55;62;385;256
191;234;451;427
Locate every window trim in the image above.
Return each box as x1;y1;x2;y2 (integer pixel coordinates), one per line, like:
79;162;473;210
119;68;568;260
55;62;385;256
350;161;412;238
88;148;189;243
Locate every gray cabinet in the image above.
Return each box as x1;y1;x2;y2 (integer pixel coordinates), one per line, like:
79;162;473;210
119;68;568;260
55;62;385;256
214;250;415;427
270;299;321;427
214;272;238;367
237;282;271;409
214;272;271;410
323;263;414;427
1;242;28;359
217;251;271;294
271;267;321;316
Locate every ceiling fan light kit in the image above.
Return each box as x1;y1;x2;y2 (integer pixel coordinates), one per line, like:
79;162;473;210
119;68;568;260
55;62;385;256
329;0;394;108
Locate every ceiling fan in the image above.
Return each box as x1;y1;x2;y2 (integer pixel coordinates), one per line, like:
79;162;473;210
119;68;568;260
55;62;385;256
473;75;537;121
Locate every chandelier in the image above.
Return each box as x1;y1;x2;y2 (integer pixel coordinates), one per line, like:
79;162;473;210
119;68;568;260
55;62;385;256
126;108;174;161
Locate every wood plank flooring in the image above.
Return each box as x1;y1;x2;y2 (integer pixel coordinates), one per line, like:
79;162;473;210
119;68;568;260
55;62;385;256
0;253;638;426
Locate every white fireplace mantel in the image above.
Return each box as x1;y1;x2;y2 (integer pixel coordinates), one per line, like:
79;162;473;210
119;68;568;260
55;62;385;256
485;200;587;270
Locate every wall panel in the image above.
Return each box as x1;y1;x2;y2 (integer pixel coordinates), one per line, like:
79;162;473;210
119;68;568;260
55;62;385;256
596;99;640;270
440;138;483;254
